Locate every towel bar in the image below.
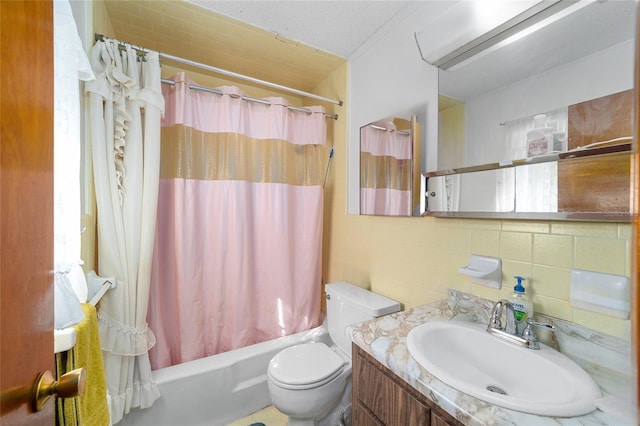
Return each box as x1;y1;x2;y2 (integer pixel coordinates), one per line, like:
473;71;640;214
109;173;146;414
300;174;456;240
86;271;116;306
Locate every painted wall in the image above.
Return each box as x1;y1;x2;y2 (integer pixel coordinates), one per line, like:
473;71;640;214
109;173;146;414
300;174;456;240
438;100;465;169
334;3;632;340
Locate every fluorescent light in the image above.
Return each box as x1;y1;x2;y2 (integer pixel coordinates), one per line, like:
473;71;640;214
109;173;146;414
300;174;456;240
416;0;596;71
416;1;538;63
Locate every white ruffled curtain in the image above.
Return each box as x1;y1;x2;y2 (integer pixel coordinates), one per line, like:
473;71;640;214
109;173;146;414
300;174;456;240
85;38;165;423
53;0;95;329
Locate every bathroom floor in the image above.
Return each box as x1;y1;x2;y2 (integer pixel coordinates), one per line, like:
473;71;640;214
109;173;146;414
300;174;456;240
226;405;287;426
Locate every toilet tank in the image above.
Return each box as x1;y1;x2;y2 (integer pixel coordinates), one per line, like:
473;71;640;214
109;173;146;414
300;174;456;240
324;282;401;356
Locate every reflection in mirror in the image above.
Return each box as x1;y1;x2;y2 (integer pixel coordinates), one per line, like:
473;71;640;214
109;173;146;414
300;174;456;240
360;117;420;216
433;0;635;168
424;0;635;221
515;162;557;213
429;90;633;219
425;144;631;221
438;95;465;170
427;169;515;213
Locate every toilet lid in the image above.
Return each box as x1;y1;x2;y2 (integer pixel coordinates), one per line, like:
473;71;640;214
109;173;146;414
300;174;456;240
268;342;344;388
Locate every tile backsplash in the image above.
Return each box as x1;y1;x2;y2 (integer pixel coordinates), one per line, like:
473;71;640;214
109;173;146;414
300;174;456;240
328;215;632;342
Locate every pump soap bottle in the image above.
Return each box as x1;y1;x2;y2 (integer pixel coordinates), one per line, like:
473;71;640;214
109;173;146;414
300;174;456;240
510;276;533;334
526;114;553;157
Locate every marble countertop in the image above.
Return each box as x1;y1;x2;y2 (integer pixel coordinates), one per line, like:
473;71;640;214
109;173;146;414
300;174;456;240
349;289;636;426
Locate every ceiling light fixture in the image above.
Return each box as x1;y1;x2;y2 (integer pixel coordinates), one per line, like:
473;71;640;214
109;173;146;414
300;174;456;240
416;0;595;71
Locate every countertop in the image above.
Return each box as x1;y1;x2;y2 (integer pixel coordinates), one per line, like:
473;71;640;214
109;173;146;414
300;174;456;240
349;289;636;425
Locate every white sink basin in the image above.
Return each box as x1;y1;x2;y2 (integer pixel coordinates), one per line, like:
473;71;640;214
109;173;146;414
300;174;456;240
54;328;77;353
407;320;601;417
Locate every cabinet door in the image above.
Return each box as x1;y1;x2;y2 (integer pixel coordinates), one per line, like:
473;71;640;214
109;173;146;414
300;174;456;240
353;344;463;426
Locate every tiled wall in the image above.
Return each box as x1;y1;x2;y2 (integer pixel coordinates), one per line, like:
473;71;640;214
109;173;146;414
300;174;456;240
326;215;631;341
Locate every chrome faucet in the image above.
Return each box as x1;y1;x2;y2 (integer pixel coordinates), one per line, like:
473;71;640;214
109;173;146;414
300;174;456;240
487;299;555;350
488;299;517;335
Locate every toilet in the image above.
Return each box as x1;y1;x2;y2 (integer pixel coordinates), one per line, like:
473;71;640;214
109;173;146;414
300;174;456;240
267;281;401;425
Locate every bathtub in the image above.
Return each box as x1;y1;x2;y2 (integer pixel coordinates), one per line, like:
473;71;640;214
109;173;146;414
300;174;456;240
119;322;330;426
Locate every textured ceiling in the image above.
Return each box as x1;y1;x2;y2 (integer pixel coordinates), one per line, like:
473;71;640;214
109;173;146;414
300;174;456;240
102;0;412;95
190;1;412;58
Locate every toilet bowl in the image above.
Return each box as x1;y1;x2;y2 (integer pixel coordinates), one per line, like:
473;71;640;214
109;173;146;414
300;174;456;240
268;342;351;425
267;282;400;425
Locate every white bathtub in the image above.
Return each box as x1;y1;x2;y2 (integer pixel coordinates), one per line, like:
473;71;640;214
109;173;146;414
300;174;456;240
119;322;330;426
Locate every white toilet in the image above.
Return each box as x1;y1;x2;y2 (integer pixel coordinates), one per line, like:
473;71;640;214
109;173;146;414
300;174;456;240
267;281;401;425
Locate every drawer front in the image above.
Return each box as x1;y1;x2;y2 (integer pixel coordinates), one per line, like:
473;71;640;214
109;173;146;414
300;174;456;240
401;390;431;426
353;400;384;426
354;350;398;424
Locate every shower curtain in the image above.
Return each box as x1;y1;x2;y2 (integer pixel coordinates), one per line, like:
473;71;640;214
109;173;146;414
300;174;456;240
360;122;412;216
148;73;326;369
85;39;164;423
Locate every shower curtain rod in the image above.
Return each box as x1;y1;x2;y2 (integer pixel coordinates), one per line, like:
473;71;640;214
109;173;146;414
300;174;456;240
370;124;410;135
95;34;343;108
160;78;338;120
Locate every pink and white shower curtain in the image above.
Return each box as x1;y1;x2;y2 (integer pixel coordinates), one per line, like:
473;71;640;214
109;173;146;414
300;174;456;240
360;121;413;216
148;73;327;369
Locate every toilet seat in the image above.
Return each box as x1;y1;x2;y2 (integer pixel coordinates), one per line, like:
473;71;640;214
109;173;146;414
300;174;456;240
268;342;345;390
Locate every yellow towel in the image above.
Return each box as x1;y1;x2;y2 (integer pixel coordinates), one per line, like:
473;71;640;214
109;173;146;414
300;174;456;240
56;303;109;426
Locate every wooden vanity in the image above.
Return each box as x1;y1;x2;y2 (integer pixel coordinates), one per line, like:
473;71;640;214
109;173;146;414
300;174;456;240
352;344;462;426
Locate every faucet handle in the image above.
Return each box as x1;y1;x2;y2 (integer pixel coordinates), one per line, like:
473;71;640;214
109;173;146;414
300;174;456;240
489;308;503;330
522;319;555;349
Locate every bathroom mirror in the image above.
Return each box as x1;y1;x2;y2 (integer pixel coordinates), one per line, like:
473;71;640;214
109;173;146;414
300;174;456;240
428;0;636;220
360;116;421;216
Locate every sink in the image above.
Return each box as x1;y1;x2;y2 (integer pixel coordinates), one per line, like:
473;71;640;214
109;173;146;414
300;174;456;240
54;328;77;353
407;320;601;417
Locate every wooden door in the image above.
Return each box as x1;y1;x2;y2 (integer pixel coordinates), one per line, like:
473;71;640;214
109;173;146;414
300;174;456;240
634;1;640;414
0;1;55;424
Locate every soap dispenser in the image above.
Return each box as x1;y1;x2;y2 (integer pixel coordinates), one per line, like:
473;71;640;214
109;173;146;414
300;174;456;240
510;276;533;334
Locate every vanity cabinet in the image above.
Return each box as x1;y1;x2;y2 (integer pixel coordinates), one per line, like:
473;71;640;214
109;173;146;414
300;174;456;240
352;345;462;426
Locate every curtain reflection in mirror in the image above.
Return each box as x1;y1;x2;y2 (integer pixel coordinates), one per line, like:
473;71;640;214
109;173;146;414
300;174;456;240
501;110;565;213
456;169;515;212
516;162;558;212
360;120;412;216
428;175;460;212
